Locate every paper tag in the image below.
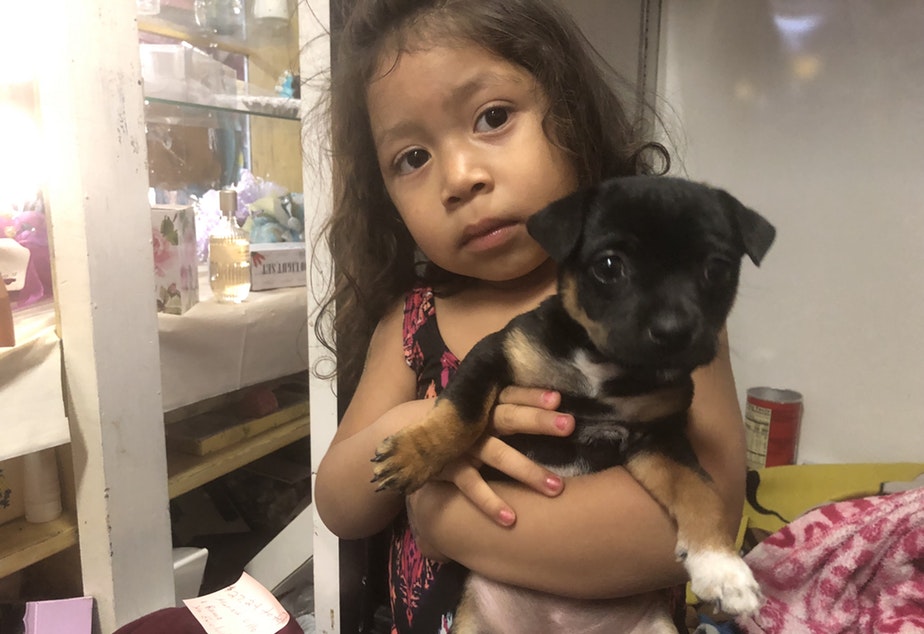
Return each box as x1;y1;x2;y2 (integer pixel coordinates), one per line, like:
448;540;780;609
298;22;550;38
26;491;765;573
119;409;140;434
183;572;290;634
0;238;31;292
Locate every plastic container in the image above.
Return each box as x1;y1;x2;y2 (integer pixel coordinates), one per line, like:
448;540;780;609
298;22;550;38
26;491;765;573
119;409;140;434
23;448;62;523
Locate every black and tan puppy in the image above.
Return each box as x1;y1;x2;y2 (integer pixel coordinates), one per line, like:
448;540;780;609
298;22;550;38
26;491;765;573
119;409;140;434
373;176;774;633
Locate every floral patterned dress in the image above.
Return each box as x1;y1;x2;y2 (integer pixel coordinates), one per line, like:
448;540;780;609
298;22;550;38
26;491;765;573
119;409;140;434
389;285;468;633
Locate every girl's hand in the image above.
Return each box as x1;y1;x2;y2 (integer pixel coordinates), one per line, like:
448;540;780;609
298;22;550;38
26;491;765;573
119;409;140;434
428;386;574;528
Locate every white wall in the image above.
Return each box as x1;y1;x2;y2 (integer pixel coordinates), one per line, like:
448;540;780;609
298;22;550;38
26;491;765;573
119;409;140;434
566;1;646;86
657;0;924;463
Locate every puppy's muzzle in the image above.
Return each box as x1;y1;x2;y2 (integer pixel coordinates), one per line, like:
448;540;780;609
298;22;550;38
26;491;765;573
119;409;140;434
646;307;701;352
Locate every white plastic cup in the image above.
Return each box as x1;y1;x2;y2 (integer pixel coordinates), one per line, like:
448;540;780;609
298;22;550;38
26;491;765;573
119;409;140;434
23;448;63;523
253;0;288;22
137;0;161;15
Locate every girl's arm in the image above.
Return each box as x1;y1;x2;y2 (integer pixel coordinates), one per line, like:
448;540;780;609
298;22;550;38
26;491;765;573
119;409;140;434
314;301;421;539
315;301;570;539
406;332;746;599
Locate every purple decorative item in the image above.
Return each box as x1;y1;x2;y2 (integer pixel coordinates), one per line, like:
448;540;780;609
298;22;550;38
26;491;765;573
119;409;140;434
0;209;52;309
236;169;287;224
195;170;291;260
12;210;52;307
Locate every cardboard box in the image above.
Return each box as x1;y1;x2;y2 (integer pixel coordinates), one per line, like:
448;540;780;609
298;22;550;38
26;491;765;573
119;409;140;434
0;456;24;526
250;242;306;291
152;204;199;315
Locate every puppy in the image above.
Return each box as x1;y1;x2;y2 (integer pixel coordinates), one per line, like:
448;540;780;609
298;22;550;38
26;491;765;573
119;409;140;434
372;176;774;633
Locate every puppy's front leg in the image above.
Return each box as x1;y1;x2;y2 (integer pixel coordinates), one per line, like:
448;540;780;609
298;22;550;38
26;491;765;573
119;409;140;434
372;332;511;494
624;448;762;615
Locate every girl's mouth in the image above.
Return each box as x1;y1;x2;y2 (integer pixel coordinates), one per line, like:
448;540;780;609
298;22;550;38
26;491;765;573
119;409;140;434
461;218;519;251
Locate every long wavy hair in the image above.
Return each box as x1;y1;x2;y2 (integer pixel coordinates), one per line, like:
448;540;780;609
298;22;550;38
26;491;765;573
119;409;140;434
315;0;669;401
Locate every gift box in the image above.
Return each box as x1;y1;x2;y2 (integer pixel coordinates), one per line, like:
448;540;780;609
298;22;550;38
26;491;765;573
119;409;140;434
152;205;199;315
250;243;306;291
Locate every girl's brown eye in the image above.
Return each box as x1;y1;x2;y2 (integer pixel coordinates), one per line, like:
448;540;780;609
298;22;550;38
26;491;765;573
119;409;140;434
476;107;509;132
397;148;430;174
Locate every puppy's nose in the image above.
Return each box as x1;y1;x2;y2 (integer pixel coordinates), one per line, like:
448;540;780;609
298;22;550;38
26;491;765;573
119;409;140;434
647;312;696;350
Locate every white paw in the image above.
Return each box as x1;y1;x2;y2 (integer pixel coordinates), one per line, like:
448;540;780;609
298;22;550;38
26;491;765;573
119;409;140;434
684;549;763;615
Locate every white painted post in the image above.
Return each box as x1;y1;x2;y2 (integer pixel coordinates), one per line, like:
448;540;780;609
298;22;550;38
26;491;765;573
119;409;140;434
300;1;341;632
39;0;175;631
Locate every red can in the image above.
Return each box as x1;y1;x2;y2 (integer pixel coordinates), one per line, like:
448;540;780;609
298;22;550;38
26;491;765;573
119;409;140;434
744;387;803;469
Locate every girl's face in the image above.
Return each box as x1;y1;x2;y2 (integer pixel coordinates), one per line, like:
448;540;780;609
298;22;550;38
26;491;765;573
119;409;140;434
367;41;578;284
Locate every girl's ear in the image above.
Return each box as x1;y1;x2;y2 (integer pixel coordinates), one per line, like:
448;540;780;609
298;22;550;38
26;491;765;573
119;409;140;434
526;186;597;261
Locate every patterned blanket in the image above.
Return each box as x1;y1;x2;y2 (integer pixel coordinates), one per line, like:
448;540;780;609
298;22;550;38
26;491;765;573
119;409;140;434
736;486;924;633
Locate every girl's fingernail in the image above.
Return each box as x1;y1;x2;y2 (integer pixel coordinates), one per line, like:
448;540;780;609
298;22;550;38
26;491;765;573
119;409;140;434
545;475;563;492
498;508;516;526
542;391;558;407
554;415;570;432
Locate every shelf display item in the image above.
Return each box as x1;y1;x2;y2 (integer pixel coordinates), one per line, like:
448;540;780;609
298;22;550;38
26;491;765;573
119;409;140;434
0;280;13;346
22;449;62;524
194;0;245;36
152;204;200;315
208;189;251;303
0;457;24;525
250;243;306;291
1;210;52;310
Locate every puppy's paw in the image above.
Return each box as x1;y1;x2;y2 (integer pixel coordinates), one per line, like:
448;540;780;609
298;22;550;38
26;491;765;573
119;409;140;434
371;427;447;494
685;549;763;615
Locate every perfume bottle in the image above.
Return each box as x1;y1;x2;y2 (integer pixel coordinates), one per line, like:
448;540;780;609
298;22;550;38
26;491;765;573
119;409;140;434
209;189;251;303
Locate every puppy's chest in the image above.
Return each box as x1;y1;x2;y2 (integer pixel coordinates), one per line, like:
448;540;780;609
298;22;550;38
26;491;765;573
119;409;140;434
503;334;636;471
503;328;619;398
501;327;691;475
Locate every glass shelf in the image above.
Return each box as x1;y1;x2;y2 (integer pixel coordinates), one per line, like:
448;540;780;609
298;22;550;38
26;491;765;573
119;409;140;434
139;2;302;193
145;95;299;125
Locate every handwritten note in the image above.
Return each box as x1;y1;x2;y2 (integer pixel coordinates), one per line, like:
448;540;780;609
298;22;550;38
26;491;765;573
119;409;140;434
183;572;291;634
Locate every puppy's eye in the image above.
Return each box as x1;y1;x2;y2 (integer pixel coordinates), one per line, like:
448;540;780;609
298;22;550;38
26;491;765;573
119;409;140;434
704;257;734;285
591;254;626;284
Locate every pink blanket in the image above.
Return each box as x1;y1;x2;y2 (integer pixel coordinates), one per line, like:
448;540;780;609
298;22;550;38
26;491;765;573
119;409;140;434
737;486;924;634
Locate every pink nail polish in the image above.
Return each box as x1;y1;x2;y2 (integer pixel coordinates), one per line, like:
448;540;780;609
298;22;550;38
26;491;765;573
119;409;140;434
498;509;516;526
542;391;558;407
554;415;570;432
545;475;563;492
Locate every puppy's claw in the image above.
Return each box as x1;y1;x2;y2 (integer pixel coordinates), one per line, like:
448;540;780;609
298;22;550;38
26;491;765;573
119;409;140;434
373;481;392;493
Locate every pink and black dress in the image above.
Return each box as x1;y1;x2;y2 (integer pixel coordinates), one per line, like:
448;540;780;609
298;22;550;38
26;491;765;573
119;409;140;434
389;285;467;633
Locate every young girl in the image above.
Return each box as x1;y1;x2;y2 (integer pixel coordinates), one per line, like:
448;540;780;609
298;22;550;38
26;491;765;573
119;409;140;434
314;1;748;632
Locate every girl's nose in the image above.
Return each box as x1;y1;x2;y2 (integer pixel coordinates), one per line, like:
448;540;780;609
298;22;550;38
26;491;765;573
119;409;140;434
440;148;492;208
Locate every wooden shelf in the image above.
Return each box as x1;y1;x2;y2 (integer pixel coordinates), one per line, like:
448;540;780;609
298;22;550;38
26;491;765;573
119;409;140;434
0;512;78;579
166;415;310;499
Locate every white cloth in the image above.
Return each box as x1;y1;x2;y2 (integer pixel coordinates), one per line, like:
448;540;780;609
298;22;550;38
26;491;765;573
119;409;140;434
158;269;309;412
0;300;69;461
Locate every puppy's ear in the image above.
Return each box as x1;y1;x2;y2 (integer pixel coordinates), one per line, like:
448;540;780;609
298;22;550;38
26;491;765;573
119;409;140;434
717;190;776;266
527;186;596;261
